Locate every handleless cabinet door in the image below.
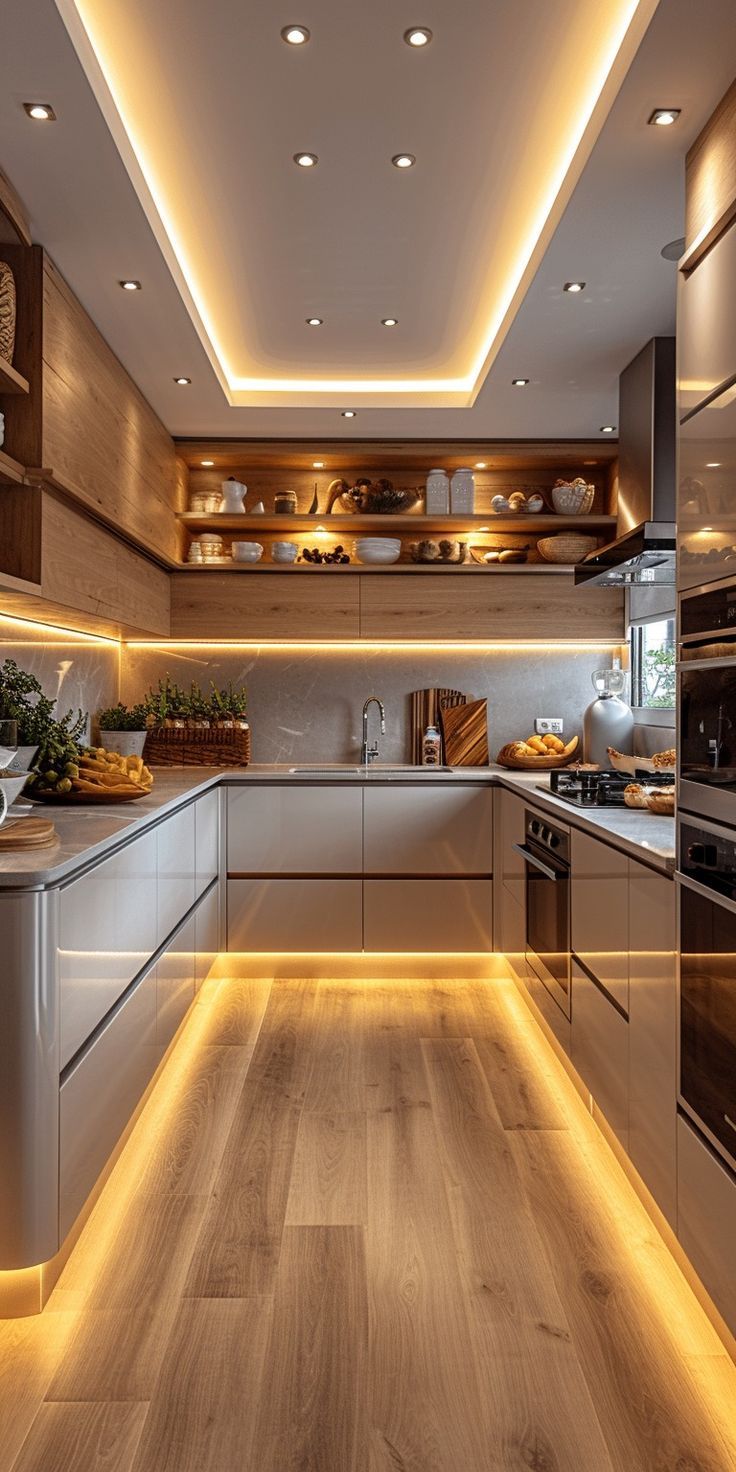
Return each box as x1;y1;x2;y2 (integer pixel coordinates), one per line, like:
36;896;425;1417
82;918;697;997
677;1115;736;1337
678;222;736;418
227;878;362;951
499;789;528;905
195;883;221;990
678;386;736;590
59;829;158;1069
195;789;220;898
157;912;196;1047
157;803;196;943
571;830;629;1014
628;863;677;1225
363;787;493;874
363;879;492;952
571;961;629;1147
227;786;362;874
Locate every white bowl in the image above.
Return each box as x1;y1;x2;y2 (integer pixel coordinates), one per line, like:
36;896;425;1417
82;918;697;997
232;541;264;562
0;771;31;808
355;543;401;565
271;542;298;563
10;744;38;772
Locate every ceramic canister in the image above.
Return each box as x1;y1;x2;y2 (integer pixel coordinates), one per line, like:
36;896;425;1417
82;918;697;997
450;468;476;514
219;479;247;513
425;469;450;515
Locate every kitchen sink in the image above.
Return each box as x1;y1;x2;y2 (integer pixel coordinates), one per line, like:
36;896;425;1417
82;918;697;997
286;763;453;774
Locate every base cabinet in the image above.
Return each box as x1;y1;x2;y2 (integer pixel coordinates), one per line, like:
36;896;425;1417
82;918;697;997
571;961;629;1147
363;878;492;952
227;878;363;951
677;1115;736;1337
628;863;677;1224
195;883;221;989
571;830;629;1015
156;912;196;1047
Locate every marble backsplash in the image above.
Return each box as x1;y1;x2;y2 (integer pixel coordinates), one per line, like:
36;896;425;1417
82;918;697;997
121;646;618;764
0;631;120;746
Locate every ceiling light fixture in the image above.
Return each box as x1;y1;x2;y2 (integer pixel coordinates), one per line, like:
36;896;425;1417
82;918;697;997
341;410;356;418
404;27;432;46
306;317;323;327
201;459;214;467
174;376;191;385
600;425;616;434
281;25;310;44
563;281;585;293
381;318;398;327
313;460;325;468
294;152;318;168
24;102;56;121
119;279;141;291
648;108;681;127
392;153;416;169
512;378;529;387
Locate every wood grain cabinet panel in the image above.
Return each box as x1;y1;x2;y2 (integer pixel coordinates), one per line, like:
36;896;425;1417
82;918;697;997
363;878;492;952
677;1115;736;1337
678;222;736;417
571;960;629;1147
171;571;360;640
684;77;736;259
363;786;493;874
628;863;677;1225
227;786;362;874
40;491;171;636
227;878;363;952
359;572;624;641
571;829;629;1014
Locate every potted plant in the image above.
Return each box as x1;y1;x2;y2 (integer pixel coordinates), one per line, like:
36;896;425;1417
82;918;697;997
0;658;86;772
209;680;248;731
98;702;149;758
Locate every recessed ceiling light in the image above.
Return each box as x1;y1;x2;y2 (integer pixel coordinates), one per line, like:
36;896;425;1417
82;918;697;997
381;317;398;327
475;462;487;469
306;317;323;327
201;459;214;467
392;154;416;169
119;279;142;291
342;410;356;418
563;281;585;293
313;460;325;468
600;425;616;434
281;25;310;44
512;378;529;387
174;376;191;385
706;462;721;468
24;102;56;121
649;108;681;127
294;152;318;168
404;27;432;46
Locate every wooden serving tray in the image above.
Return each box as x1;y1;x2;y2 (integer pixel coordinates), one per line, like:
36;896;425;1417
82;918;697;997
31;786;151;804
0;816;59;849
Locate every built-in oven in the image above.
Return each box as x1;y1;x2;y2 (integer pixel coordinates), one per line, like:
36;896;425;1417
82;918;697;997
679;577;736;824
514;811;571;1019
679;814;736;1173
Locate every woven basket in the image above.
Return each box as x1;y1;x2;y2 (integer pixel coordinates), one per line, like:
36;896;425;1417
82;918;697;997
537;533;598;564
143;722;251;767
551;482;595;515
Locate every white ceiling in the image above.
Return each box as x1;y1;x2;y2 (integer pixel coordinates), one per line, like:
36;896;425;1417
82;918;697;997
1;0;736;437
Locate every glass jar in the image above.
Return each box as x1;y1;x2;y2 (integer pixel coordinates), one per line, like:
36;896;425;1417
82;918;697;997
274;490;298;515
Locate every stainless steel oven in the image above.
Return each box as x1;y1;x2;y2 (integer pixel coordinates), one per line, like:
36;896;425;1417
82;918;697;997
679;814;736;1172
679;577;736;824
514;811;571;1019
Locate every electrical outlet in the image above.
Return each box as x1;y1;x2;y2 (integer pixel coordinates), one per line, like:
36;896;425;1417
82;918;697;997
535;717;564;735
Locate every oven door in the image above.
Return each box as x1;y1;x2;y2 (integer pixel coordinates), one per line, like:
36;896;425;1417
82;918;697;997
514;841;571;1019
679;655;736;823
679;858;736;1173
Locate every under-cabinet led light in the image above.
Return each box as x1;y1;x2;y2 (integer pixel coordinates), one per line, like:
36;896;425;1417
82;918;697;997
0;612;120;646
312;461;325;468
342;410;356;418
475;462;487;469
125;638;624;652
200;459;215;466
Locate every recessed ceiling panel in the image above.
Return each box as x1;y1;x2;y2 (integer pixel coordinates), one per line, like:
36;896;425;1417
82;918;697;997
56;0;657;405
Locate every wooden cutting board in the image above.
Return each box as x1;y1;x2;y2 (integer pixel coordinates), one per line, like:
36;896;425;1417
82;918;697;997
410;688;466;764
0;816;59;849
439;699;489;767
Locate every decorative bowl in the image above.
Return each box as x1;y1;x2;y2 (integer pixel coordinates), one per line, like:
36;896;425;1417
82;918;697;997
355;539;402;564
271;541;299;564
551;481;595;515
232;541;264;563
536;533;598;564
0;771;31;807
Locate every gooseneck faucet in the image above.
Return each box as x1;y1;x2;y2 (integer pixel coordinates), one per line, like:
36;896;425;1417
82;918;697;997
361;696;386;765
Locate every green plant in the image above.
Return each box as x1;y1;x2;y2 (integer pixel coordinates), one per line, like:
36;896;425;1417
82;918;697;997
98;702;148;732
209;680;248;720
0;658;86;748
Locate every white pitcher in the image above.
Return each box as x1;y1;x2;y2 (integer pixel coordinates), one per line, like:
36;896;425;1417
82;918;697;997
219;478;247;513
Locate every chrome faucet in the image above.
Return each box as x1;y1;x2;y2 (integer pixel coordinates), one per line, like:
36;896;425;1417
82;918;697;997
361;696;386;765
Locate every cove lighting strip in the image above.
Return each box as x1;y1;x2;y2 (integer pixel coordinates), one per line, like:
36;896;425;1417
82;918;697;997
0;611;121;646
125;639;623;652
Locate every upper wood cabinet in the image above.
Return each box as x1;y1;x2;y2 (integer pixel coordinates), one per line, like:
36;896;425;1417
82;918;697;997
171;569;361;640
359;571;624;641
683;77;736;269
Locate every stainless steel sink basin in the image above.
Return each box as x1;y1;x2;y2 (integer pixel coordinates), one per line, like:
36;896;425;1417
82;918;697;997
286;763;453;774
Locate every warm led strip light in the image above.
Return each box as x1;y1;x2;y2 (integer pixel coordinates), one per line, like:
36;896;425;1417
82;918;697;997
0;611;121;646
126;639;623;652
55;0;655;405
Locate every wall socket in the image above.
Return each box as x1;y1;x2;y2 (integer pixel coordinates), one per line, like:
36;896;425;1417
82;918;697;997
535;717;564;735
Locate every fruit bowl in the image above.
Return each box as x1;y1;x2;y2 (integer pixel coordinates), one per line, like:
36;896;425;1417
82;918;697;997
496;736;579;769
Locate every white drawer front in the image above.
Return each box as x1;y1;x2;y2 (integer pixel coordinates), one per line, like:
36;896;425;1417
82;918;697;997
571;962;629;1146
59;829;158;1069
363;878;492;952
157;803;196;944
571;830;629;1015
157;912;196;1047
227;786;362;873
677;1116;736;1337
195;883;221;989
364;786;493;874
195;789;220;898
227;878;362;951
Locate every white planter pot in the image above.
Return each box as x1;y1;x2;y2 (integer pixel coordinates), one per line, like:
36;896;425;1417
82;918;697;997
100;730;147;758
10;744;39;772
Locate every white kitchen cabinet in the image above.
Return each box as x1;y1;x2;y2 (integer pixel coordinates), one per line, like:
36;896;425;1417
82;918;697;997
571;829;629;1015
227;878;362;951
525;963;570;1054
157;911;197;1047
195;883;221;990
157;803;196;944
227;786;362;874
628;861;677;1224
363;786;493;875
571;960;629;1147
195;788;220;898
59;828;158;1069
59;959;159;1240
497;788;527;907
363;878;492;952
678;220;736;418
677;1115;736;1337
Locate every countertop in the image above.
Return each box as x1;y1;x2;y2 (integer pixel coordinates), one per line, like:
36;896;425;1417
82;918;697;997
0;762;675;887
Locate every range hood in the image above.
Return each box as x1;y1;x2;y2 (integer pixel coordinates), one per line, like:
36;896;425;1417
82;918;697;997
575;336;676;586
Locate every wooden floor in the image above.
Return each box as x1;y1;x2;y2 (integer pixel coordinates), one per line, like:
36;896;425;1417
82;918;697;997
2;972;736;1471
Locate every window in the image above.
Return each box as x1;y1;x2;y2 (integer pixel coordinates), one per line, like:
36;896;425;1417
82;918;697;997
630;617;676;709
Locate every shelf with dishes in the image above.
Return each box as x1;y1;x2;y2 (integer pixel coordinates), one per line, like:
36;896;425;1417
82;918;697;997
178;512;616;535
176;560;581;573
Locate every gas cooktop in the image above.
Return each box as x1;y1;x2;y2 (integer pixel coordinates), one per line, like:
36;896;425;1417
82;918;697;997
541;768;674;808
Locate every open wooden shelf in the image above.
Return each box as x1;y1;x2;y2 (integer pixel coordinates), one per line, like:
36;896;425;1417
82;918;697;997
0;358;30;395
177;561;578;573
0;448;25;485
178;512;616;536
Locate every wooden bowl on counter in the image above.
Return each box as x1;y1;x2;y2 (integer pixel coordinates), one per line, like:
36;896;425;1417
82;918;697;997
495;737;579;770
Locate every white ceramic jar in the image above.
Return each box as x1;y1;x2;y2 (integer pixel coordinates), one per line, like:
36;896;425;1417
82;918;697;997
219;479;247;513
425;469;450;515
450;468;475;514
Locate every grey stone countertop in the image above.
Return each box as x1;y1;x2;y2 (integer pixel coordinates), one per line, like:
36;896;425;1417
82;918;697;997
0;762;674;887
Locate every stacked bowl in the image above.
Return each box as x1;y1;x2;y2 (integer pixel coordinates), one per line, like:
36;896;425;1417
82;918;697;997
354;537;401;565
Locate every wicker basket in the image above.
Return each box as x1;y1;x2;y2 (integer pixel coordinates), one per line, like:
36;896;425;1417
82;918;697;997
143;722;251;767
537;533;598;564
551;482;595;515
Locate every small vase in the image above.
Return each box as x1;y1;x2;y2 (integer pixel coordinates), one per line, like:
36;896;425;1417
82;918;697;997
220;479;247;513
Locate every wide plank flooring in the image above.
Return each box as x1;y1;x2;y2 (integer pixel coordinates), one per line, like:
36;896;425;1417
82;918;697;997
2;971;735;1471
